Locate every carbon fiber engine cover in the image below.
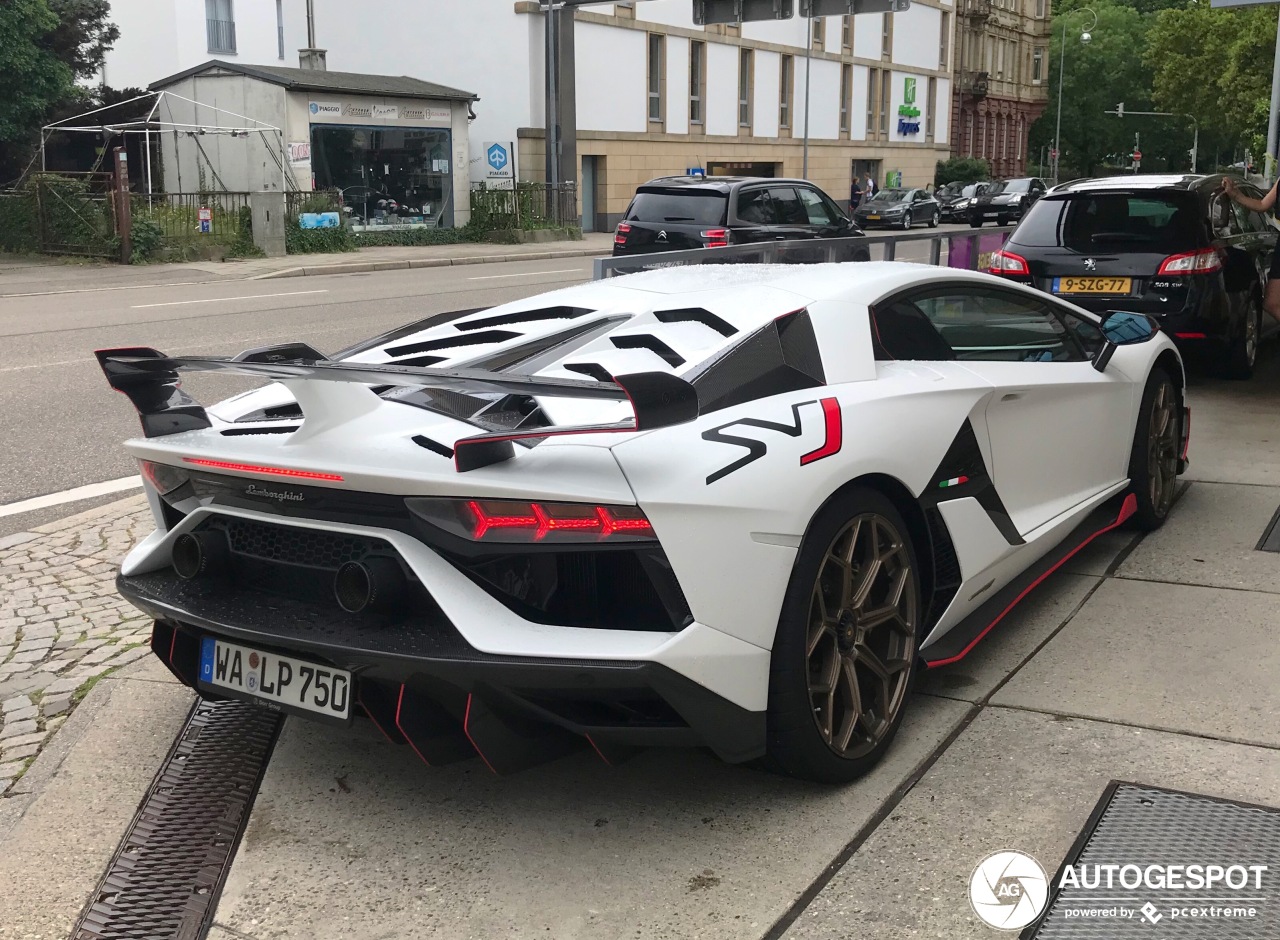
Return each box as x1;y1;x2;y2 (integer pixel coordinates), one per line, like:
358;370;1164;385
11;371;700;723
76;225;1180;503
1024;783;1280;938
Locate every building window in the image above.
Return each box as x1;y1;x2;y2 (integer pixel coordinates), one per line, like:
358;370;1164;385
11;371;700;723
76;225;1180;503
648;34;664;123
926;76;937;141
276;0;284;58
1032;46;1044;83
780;54;794;130
880;69;891;135
690;40;706;126
866;68;879;139
1035;0;1046;17
881;13;893;60
206;0;236;54
939;12;950;71
812;17;825;50
841;15;852;51
739;48;754;129
839;63;852;135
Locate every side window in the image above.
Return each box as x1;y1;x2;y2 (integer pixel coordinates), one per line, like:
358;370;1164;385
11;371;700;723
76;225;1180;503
736;188;775;225
912;289;1083;362
796;187;837;225
1062;311;1105;356
871;300;955;361
768;187;809;225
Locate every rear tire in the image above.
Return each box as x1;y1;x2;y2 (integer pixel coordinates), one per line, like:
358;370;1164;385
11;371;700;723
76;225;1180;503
764;487;920;784
1219;295;1261;380
1127;368;1181;531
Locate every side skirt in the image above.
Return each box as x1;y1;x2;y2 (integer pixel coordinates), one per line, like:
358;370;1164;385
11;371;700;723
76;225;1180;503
920;492;1137;668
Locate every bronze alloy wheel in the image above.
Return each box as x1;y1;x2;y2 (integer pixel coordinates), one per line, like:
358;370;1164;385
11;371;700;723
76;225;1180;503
806;513;918;759
1147;380;1179;517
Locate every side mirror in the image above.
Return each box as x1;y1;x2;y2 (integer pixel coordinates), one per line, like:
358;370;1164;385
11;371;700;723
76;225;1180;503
1092;310;1159;372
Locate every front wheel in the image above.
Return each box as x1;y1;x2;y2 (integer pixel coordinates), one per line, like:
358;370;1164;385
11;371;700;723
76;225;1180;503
928;210;940;228
969;218;983;228
1127;368;1181;531
901;211;913;231
765;487;920;783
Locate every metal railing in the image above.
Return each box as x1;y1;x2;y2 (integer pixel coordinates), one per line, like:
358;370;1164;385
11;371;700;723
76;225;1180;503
207;17;237;54
470;182;579;230
133;192;251;244
593;227;1016;280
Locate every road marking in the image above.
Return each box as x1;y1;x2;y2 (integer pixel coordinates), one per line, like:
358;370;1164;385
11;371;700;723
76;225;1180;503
0;280;213;300
466;269;585;281
0;476;142;519
131;290;329;309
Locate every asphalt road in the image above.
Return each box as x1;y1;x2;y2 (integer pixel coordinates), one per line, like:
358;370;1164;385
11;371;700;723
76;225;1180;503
0;223;976;535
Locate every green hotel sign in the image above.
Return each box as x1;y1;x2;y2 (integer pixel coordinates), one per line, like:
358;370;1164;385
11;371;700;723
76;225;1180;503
897;77;921;134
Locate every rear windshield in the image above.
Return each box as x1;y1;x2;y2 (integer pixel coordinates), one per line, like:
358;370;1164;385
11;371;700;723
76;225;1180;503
1011;192;1204;251
625;190;727;225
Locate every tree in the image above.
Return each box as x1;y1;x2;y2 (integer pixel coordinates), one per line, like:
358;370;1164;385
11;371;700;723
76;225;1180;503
1145;3;1277;164
0;0;73;166
936;157;991;186
46;0;119;82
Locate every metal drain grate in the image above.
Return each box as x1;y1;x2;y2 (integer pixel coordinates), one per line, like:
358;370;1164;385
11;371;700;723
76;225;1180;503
72;700;282;940
1256;506;1280;552
1023;782;1280;938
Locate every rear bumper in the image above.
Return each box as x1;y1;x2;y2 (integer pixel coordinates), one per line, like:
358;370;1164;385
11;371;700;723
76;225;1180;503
122;569;767;771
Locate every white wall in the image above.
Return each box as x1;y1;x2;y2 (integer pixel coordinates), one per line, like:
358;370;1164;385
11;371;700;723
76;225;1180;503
665;34;690;135
801;58;842;140
631;0;696;29
704;42;739;137
852;13;884;61
100;0;180;89
892;4;941;71
935;76;951;143
753;50;780;139
576;21;647;133
850;65;870;141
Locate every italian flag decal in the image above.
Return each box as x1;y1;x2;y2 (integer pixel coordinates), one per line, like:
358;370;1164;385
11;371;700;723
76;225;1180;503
939;476;969;489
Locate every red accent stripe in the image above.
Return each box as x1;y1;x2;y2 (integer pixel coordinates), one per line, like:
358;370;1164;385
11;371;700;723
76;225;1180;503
925;493;1138;669
462;694;499;775
1173;332;1207;340
168;627;178;666
584;734;612;766
393;684;432;766
1181;407;1191;462
800;398;843;465
182;458;343;482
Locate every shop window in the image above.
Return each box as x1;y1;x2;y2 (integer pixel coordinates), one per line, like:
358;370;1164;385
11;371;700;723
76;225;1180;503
311;125;455;230
206;0;236;54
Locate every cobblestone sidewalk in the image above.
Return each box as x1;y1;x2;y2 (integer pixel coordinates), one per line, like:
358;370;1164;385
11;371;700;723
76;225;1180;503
0;496;155;793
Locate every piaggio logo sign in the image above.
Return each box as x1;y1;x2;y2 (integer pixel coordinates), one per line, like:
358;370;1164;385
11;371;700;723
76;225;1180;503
898;77;922;135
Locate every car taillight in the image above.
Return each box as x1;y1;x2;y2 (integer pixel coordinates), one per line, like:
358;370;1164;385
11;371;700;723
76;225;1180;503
701;228;729;248
408;498;657;544
988;248;1029;276
1157;247;1223;275
614;222;631;245
139;459;190;496
181;457;344;482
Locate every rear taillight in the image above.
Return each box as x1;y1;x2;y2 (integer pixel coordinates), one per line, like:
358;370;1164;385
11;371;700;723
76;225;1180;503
988;248;1029;276
614;222;631;245
701;228;729;248
139;459;190;496
409;498;657;544
1157;247;1223;275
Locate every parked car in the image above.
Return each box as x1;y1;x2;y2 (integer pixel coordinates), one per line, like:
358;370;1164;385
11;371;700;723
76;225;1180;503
97;263;1186;782
988;174;1279;378
853;188;941;230
968;177;1048;227
612;176;865;258
938;181;990;222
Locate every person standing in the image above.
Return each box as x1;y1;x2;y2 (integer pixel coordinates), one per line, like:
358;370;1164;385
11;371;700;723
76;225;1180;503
863;173;878;199
1222;175;1280;324
849;177;863;214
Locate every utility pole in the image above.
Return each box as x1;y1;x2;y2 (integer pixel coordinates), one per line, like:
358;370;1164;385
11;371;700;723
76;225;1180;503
544;1;561;192
803;16;813;179
1269;11;1280;182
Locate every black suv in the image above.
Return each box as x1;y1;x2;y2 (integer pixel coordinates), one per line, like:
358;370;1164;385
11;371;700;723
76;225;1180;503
612;176;864;257
989;174;1278;378
969;177;1048;227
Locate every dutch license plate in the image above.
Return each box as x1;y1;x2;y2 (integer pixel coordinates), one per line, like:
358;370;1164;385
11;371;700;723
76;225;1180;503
866;214;880;220
199;637;351;720
1053;276;1133;295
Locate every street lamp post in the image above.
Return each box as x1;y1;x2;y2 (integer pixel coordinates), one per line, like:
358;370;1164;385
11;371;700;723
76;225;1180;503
1051;6;1098;185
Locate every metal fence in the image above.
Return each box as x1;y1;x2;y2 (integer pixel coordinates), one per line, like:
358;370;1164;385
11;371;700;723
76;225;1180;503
21;173;118;258
133;192;251;244
470;182;579;230
592;227;1015;280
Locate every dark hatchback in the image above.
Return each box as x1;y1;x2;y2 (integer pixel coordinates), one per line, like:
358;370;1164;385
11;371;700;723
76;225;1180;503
612;176;865;257
990;174;1278;378
852;188;941;229
969;177;1048;227
938;181;990;222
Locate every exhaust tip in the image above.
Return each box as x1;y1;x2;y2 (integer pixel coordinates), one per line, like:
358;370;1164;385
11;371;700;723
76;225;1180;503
172;531;229;580
335;557;406;614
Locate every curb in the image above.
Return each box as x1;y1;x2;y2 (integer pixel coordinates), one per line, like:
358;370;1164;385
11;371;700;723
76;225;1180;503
251;246;606;280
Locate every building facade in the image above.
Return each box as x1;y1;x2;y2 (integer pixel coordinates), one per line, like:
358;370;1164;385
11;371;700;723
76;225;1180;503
949;0;1051;178
100;0;956;230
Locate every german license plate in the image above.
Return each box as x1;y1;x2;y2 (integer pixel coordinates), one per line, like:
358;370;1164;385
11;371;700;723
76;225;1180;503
866;214;880;220
199;637;351;720
1053;276;1133;295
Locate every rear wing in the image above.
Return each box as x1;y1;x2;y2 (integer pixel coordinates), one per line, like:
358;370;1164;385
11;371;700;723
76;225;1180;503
96;344;699;472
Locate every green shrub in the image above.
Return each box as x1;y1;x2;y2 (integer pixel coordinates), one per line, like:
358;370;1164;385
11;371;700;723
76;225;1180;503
228;205;264;258
0;190;39;253
286;223;357;254
130;217;163;263
935;157;991;187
